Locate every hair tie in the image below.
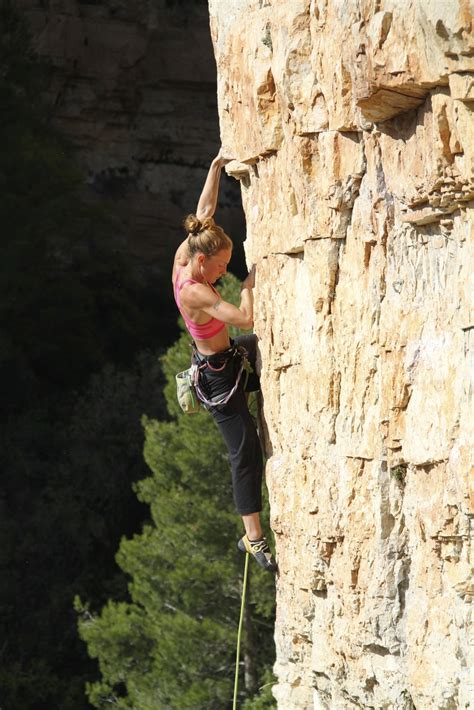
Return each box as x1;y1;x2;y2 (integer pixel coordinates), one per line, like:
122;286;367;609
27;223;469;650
191;219;202;235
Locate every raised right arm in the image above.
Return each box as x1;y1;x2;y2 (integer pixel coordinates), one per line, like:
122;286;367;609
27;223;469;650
196;150;232;221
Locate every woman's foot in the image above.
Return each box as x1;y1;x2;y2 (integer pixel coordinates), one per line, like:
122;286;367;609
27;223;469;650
238;534;278;573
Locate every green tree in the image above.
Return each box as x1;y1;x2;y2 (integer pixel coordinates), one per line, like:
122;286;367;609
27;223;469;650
78;275;276;709
0;351;168;710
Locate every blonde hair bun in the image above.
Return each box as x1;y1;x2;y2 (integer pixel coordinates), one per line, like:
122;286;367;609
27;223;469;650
182;213;233;258
183;213;202;235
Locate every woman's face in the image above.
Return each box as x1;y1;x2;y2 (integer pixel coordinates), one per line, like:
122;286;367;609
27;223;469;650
200;248;232;283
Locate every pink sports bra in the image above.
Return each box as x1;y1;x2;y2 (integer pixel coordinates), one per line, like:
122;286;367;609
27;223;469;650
173;268;226;341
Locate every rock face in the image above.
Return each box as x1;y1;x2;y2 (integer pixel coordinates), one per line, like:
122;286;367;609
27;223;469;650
209;1;473;708
19;0;245;270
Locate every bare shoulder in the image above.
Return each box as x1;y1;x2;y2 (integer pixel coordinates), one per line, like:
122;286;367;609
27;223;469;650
174;240;190;267
172;241;190;282
179;281;210;308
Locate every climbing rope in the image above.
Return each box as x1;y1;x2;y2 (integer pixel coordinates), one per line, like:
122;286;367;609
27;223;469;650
233;551;250;710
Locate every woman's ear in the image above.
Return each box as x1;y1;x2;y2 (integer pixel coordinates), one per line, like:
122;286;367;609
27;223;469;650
197;253;206;266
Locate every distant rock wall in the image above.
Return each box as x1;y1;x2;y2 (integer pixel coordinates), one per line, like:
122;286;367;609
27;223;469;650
210;1;473;708
20;0;245;271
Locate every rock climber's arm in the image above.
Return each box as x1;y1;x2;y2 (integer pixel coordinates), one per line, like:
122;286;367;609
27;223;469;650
181;274;254;330
203;294;253;330
196;150;232;221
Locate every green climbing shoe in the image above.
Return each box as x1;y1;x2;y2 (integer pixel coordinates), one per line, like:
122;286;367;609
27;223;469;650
238;534;278;573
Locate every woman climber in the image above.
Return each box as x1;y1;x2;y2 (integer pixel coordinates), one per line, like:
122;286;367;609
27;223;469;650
172;151;277;574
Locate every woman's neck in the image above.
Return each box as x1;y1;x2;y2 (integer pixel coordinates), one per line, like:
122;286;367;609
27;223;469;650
189;261;206;285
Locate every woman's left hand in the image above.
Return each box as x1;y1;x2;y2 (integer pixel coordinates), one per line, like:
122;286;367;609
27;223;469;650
242;264;256;290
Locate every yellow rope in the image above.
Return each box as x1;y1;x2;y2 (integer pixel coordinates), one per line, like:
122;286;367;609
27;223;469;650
233;552;250;710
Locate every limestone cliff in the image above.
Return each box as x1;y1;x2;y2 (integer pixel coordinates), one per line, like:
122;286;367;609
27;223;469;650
209;1;473;708
19;0;244;269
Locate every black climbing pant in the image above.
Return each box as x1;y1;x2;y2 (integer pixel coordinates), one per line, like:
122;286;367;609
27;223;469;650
193;334;263;515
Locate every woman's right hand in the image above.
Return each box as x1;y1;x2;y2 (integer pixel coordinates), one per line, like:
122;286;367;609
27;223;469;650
214;147;233;168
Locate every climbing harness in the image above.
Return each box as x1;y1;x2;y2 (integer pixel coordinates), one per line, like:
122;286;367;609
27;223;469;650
182;342;252;410
194;345;248;407
176;343;251;414
233;550;250;710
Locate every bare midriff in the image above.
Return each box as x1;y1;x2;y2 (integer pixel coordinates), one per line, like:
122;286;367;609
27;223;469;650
194;329;231;356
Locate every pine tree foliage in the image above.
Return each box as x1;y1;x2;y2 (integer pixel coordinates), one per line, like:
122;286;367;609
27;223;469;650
78;275;276;709
1;351;167;709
